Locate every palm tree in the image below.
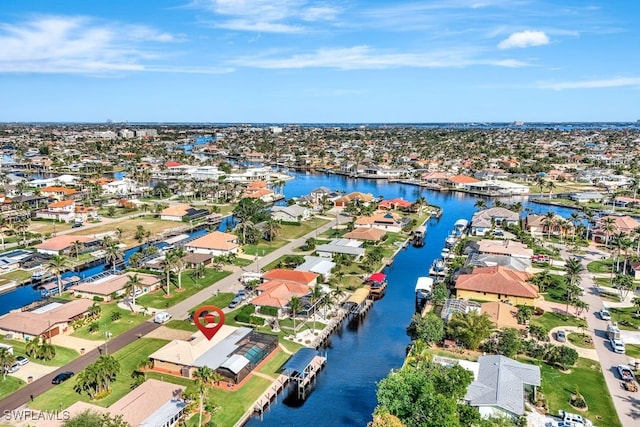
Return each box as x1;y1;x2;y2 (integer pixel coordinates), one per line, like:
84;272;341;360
25;336;41;358
529;269;554;293
289;296;302;334
263;219;281;242
543;211;556;240
104;244;124;274
633;296;640;317
193;366;216;427
0;216;7;250
192;263;206;280
574;300;590;316
404;340;432;370
564;257;584;315
162;253;175;296
70;240;85;260
474;199;487;211
168;248;186;291
309;285;323;331
46;255;70;296
447;311;494;350
601;217;617;248
37;341;56;361
125;274;144;313
0;348;16;380
613;274;634;301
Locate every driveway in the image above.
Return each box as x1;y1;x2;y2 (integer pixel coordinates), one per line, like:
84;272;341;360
548;326;599;361
8;362;57;383
51;335;101;353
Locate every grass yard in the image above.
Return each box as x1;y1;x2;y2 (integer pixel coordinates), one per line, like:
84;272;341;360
626;343;640;359
30;338;169;411
609;306;640;330
539;358;621;427
0;376;25;400
0;269;32;282
568;333;594;349
72;303;150;341
243;240;288;256
279;219;331;240
258;349;290;379
67;216;179;248
136;269;232;309
587;259;613;274
0;338;79;366
530;312;585;331
165;293;236;332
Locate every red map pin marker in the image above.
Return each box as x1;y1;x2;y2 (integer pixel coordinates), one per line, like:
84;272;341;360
193;305;225;340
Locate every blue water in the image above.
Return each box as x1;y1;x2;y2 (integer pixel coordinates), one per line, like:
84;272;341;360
245;172;577;426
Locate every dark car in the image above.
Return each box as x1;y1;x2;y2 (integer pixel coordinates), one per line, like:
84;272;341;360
52;371;74;384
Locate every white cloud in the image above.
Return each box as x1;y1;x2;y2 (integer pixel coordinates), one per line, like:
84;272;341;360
196;0;341;33
539;77;640;90
0;15;199;74
498;30;549;49
229;45;528;70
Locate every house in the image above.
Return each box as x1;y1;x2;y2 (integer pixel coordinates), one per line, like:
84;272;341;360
47;379;186;427
448;175;480;189
184;231;239;257
592;215;640;243
481;301;525;330
343;227;387;242
160;203;210;222
251;280;312;314
354;211;404;232
469;240;534;260
521;213;573;237
0;299;93;340
470;207;520;236
295;256;336;280
101;178;144;195
464;355;540;419
614;196;640;208
35;199;76;222
333;192;375;207
454;266;537;306
378;198;412;210
149;326;278;384
40;186;79;200
34;235;99;256
315;238;365;261
569;191;606;203
465;253;531;272
75;205;99;223
72;272;161;302
244;187;276;202
464;180;529;195
271;204;311;222
261;269;319;287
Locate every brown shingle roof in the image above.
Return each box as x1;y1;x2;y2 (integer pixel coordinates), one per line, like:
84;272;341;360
0;299;93;336
35;235;97;251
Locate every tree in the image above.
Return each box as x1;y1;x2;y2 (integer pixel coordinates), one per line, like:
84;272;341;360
404;340;432;370
563;257;584;315
263;219;282;242
46;255;70;296
233;197;269;223
447;311;494;350
161;253;175;296
62;410;131;427
309;285;324;332
375;362;475;427
613;273;634;301
516;305;533;325
168;248;186;290
0;347;16;380
124;274;143;312
74;355;120;399
634;296;640;317
529;269;553;293
546;345;578;370
497;328;522;357
104;244;124;274
134;225;148;244
289;296;302;334
70;240;85;260
406;313;444;345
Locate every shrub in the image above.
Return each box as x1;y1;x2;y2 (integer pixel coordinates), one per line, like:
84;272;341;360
93;296;104;302
259;306;279;317
88;322;100;333
110;311;122;322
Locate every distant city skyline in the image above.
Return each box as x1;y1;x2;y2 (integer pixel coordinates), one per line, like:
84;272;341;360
1;1;638;123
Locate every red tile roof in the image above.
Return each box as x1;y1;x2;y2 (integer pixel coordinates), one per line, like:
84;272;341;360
261;269;318;285
251;280;310;308
449;175;480;184
455;266;537;299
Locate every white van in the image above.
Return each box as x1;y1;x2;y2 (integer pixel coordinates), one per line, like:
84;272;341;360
154;312;172;324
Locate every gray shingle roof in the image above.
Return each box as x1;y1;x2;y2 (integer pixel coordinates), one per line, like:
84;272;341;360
465;355;540;416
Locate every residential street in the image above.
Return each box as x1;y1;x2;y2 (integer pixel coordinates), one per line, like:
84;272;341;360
0;321;160;414
560;245;640;427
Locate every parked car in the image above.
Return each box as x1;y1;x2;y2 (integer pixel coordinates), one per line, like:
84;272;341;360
5;363;20;374
228;296;243;309
15;355;29;366
610;339;626;354
153;311;172;324
52;371;74;384
617;365;635;381
236;290;247;299
129;288;143;298
71;222;83;228
556;330;567;342
599;309;611;321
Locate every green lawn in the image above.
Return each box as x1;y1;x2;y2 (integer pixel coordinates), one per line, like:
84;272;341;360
30;338;169;411
136;269;232;309
609;306;640;330
164;293;236;332
539;358;621;427
243;240;288;256
279;219;331;240
567;333;594;349
0;376;25;400
258;349;290;379
0;269;32;282
530;312;584;331
541;274;571;303
71;303;150;341
232;257;253;267
587;259;613;274
0;338;79;366
626;343;640;359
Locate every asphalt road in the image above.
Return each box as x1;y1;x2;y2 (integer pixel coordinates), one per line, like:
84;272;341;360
560;246;640;427
0;321;160;413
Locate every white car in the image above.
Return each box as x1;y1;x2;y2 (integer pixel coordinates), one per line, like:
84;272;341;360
129;288;143;298
610;339;626;354
599;309;611;321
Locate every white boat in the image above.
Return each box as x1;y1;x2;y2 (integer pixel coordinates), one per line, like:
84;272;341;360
415;277;433;298
441;247;451;259
31;267;46;281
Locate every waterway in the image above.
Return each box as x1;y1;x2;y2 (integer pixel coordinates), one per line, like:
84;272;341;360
245;172;576;427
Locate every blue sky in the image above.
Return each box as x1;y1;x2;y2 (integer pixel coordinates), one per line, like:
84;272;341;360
0;0;637;123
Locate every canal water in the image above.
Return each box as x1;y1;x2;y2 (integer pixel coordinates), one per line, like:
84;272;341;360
246;172;576;427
